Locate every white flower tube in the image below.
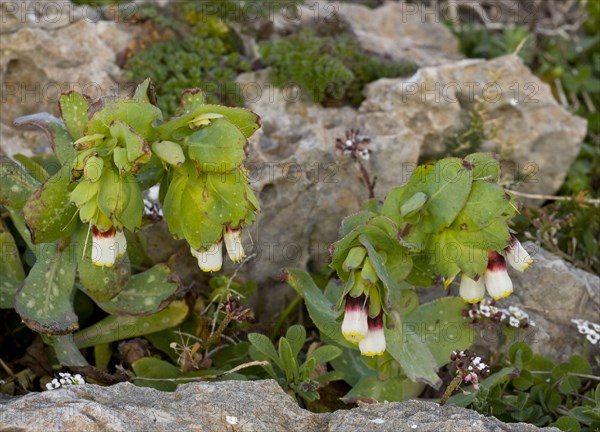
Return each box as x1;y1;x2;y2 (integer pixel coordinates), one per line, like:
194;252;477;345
191;241;223;272
484;251;513;300
505;236;533;272
459;274;485;303
224;228;245;263
341;294;368;343
358;313;386;357
91;225;127;267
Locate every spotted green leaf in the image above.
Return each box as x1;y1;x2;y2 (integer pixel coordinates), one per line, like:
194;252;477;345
14;242;78;334
22;164;78;244
59;91;90;140
0;156;40;209
94;264;179;315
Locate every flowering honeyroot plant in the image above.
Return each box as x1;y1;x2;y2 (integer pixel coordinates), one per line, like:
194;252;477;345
0;79;261;365
286;153;532;398
328;154;530;356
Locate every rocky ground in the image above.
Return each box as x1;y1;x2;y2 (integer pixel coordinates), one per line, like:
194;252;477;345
0;380;559;431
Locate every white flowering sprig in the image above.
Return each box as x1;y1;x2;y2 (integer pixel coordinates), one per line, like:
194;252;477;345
571;319;600;345
45;372;86;390
464;299;534;329
441;350;491;404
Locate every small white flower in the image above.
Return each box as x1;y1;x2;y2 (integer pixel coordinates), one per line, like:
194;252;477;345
578;325;590;335
224;228;245;263
479;305;491;317
191;241;223;272
459;275;485;303
509;316;521;328
586;332;599;345
358;314;386;357
484;252;513;300
342;295;368;343
505;237;533;272
91;225;127;267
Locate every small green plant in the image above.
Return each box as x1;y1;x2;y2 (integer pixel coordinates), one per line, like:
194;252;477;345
446;342;600;431
125;36;249;117
0;79;261;369
260;28;418;106
286;152;532;401
248;325;342;403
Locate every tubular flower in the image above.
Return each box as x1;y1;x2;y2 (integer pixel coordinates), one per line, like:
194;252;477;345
359;312;386;356
484;251;513;300
505;236;533;272
459;275;485;303
191;241;223;272
341;294;368;343
224;228;245;263
91;225;126;267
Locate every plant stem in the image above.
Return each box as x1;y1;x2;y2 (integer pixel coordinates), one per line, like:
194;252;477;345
440;374;464;405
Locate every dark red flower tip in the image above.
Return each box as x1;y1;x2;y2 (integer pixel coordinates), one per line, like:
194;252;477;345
367;311;384;330
345;294;367;312
487;250;507;271
92;225;116;238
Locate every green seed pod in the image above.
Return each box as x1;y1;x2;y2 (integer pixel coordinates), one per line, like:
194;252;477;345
70;179;99;207
349;271;368;297
343;246;367;272
367;285;382;318
361;257;379;284
152;140;185;166
79;198;98;223
72;148;96;175
83;156;104;183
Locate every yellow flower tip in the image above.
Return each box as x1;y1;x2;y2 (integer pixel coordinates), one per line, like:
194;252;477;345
492;288;514;301
93;261;114;268
519;259;533;272
465;296;484;304
343;332;366;344
362;350;385;357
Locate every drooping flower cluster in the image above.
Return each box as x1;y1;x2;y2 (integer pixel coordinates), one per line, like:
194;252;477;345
450;350;490;391
459;237;532;303
339;246;386;357
45;372;86;390
464;299;535;328
571;319;600;345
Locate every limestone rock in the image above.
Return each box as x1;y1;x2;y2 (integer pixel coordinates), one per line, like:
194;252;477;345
361;55;588;205
0;7;132;157
0;380;557;431
334;1;463;66
506;242;600;361
236;70;421;317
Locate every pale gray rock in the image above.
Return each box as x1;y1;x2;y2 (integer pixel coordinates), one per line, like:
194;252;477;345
334;1;463;66
236;69;421;318
361;55;588;205
0;380;557;431
278;1;463;67
505;242;600;361
0;9;132;157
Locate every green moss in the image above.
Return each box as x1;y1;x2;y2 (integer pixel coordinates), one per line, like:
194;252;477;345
124;35;249;117
260;28;418;106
